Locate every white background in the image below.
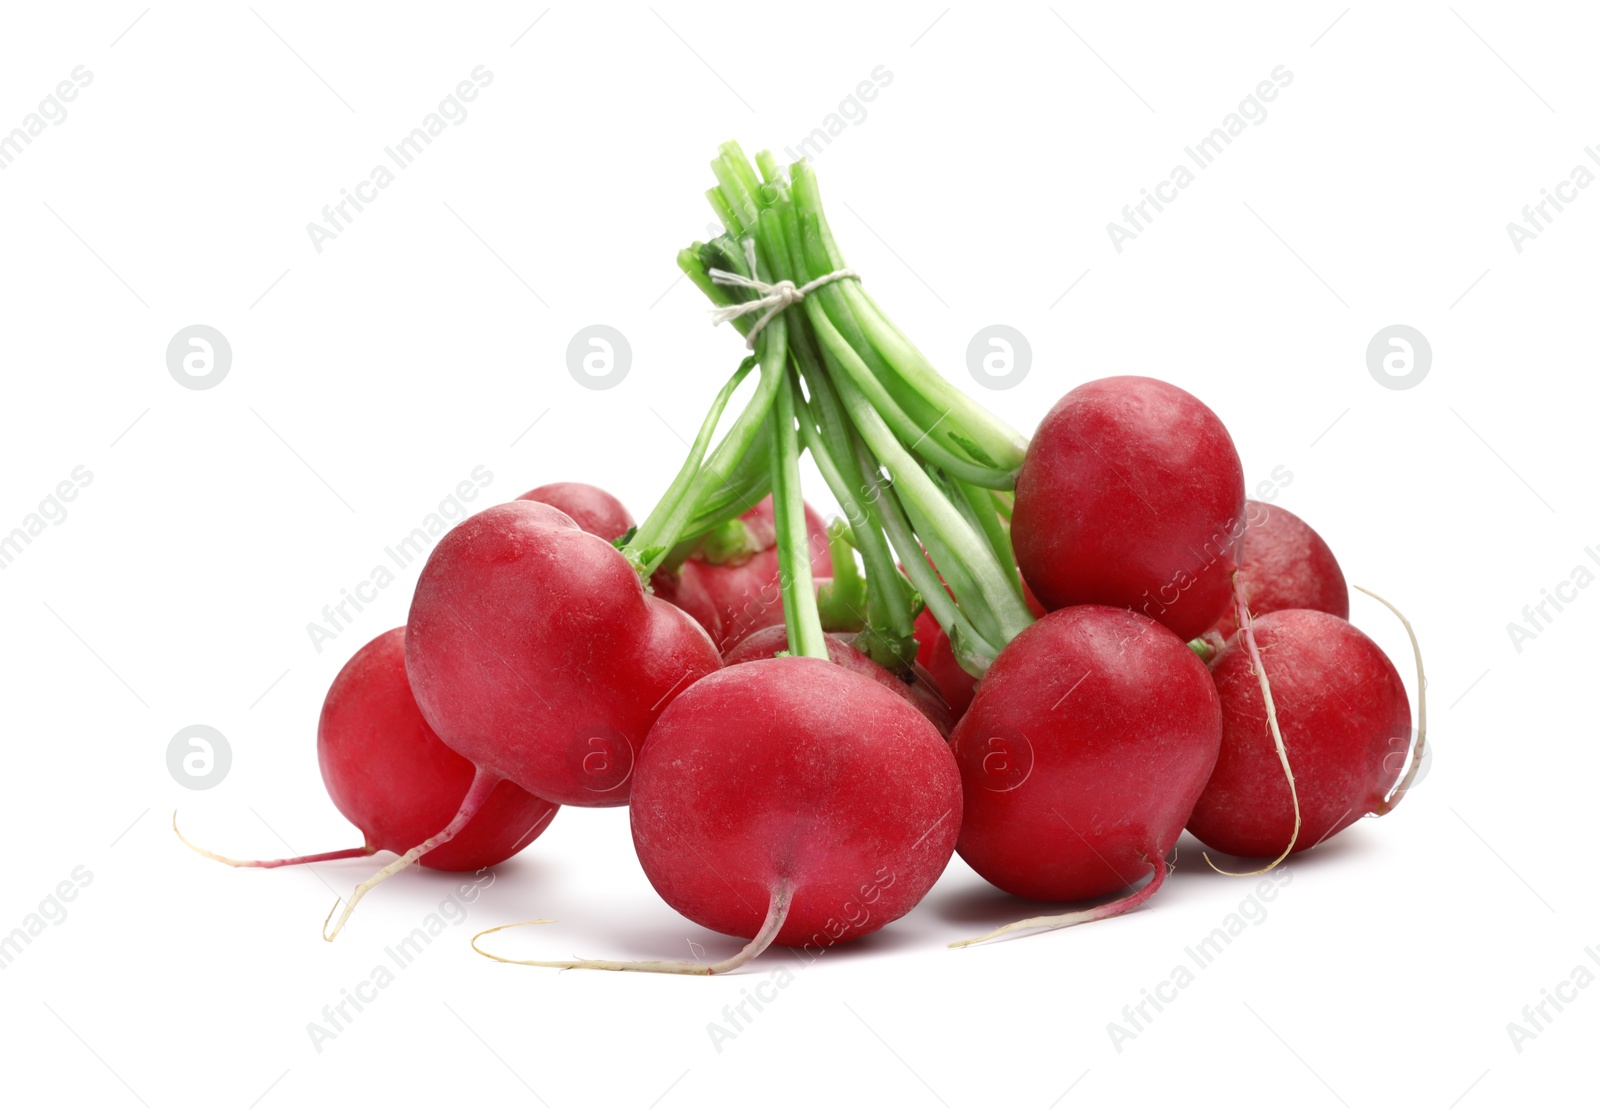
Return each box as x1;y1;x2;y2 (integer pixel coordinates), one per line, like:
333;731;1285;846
0;3;1591;1112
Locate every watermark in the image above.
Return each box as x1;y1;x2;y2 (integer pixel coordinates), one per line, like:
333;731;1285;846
0;465;93;572
566;325;631;390
306;66;493;254
1505;546;1599;653
1365;325;1431;390
1506;944;1599;1053
306;465;494;652
779;66;894;166
1505;147;1600;253
705;865;898;1052
567;723;634;795
966;325;1031;390
0;865;94;971
1140;465;1293;625
167;725;231;790
1381;721;1431;790
1107;865;1292;1051
307;869;496;1052
167;325;233;390
1107;66;1293;253
969;724;1033;792
0;66;92;173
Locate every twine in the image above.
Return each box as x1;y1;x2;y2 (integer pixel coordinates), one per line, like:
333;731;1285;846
707;239;858;349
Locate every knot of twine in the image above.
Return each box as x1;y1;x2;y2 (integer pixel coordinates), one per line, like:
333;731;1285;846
708;239;857;350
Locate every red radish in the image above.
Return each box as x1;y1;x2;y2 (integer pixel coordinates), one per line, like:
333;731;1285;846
518;482;633;542
948;605;1222;945
654;496;833;652
1187;605;1415;858
175;628;556;872
1207;501;1348;641
475;657;962;973
405;500;722;809
1012;376;1246;640
724;624;954;736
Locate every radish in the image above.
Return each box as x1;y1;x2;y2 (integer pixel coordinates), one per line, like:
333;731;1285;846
518;481;633;542
627;658;960;959
1206;500;1348;642
947;605;1222;945
176;628;556;872
1012;376;1246;640
405;499;722;809
724;623;954;736
653;495;833;652
1187;598;1421;859
475;657;962;974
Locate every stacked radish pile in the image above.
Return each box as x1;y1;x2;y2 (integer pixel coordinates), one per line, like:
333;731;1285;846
183;143;1425;972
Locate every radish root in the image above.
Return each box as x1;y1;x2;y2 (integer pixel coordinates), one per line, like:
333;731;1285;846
1356;585;1428;815
172;811;375;868
947;854;1170;948
322;767;501;942
1204;572;1301;876
471;886;792;976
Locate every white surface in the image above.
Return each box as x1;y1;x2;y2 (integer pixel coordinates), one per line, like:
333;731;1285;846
0;3;1591;1112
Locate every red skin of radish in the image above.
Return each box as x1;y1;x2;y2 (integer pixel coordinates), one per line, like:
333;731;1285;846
913;582;1045;720
405;501;722;807
1012;376;1246;640
1187;609;1410;857
518;482;633;542
653;496;833;653
951;606;1222;902
630;657;962;948
1207;501;1349;641
319;628;557;871
723;624;955;737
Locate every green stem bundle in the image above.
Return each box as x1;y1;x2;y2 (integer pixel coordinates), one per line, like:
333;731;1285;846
638;140;1034;678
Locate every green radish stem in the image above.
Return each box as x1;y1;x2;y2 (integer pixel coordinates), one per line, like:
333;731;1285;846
855;429;1003;674
769;369;829;660
829;367;1033;649
793;386;920;668
815;520;868;632
954;476;1023;596
674;144;1040;683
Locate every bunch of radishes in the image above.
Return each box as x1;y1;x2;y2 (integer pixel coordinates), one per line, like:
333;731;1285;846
183;142;1425;973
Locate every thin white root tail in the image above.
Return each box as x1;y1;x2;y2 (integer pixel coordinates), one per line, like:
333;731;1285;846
1204;572;1301;877
172;811;375;869
322;767;500;942
471;886;792;976
1356;585;1428;814
947;854;1171;948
